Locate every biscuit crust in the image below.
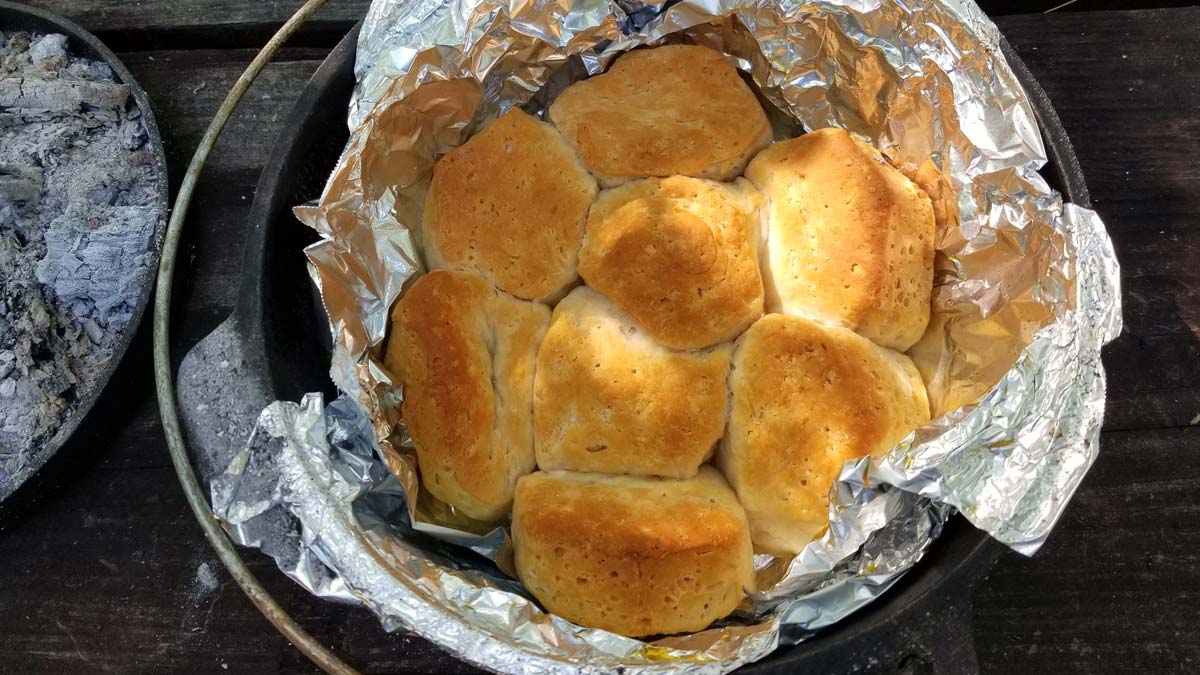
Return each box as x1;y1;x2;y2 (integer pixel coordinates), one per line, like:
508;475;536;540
550;45;772;187
718;314;930;554
424;110;597;302
385;270;550;521
579;176;765;350
512;468;754;636
534;288;732;478
745;128;935;351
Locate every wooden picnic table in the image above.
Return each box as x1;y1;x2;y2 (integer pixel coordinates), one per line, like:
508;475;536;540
0;1;1197;673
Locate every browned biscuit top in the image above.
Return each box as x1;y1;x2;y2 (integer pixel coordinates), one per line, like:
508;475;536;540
745;127;935;351
579;176;764;350
424;109;597;302
512;468;754;637
718;313;930;554
385;269;548;521
550;45;772;186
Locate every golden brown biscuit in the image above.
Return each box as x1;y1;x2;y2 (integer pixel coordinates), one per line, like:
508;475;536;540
578;176;765;350
744;128;935;351
534;287;731;478
549;45;772;187
718;314;930;554
385;270;550;521
512;468;754;636
423;109;598;302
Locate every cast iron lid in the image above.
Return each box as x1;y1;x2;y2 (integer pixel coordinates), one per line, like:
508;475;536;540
0;1;170;505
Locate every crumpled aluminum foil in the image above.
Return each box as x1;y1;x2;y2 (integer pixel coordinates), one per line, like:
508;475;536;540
209;0;1123;671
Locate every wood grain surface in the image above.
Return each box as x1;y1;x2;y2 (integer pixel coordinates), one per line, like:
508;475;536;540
0;3;1197;674
14;0;1198;48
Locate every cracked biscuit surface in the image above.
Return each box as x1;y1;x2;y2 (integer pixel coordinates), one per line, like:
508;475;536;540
385;270;549;521
745;127;935;351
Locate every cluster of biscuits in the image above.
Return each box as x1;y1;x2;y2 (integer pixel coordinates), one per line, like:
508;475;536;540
385;44;935;638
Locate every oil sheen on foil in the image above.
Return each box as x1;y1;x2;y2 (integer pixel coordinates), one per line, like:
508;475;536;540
210;0;1122;672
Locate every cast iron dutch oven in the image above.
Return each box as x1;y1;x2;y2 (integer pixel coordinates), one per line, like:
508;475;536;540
178;22;1091;675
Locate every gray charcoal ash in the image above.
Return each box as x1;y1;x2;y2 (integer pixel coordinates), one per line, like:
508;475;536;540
123;118;147;150
36;201;159;325
0;78;131;114
83;319;103;345
29;34;66;64
0;32;163;490
88;184;119;206
89;61;112;81
0;165;45;205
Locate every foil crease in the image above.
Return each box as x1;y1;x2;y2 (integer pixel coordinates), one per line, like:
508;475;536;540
211;0;1122;671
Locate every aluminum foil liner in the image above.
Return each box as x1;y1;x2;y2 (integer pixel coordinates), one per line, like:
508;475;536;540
211;0;1122;671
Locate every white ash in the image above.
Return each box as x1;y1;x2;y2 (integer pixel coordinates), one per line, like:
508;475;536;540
0;31;162;487
189;561;220;606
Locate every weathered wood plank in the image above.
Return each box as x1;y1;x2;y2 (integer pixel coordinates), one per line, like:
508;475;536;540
1105;333;1200;395
0;464;322;673
118;49;330;174
16;0;1200;51
1103;387;1200;432
976;427;1200;675
979;8;1200;675
18;0;370;50
995;8;1200;239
